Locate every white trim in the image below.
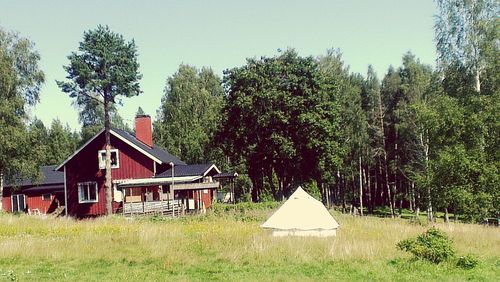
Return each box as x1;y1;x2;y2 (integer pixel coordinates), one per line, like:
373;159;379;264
110;130;162;164
55;129;105;170
203;164;221;176
63;166;68;216
11;194;26;213
55;129;163;171
78;182;99;204
113;176;203;187
98;149;120;169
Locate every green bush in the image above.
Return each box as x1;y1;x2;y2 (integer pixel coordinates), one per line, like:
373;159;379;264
397;227;455;264
456;254;479;269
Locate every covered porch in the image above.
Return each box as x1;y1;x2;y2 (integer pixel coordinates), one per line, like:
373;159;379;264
114;176;219;216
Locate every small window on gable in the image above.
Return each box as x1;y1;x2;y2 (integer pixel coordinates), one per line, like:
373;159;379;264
42;194;51;201
78;182;98;203
98;149;119;169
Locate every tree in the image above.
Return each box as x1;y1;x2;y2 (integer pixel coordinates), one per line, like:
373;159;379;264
57;25;141;215
0;26;45;210
219;49;342;201
73;91;130;144
155;65;224;164
395;53;435;220
136;106;145;116
46;119;80;165
435;0;499;93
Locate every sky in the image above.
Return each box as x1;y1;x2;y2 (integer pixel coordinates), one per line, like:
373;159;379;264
0;0;437;131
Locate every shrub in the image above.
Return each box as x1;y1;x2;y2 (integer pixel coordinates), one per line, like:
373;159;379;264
396;227;455;264
456;254;480;269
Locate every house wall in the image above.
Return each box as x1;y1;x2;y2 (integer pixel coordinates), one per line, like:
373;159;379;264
2;188;12;212
25;193;59;214
192;189;215;209
1;188;60;214
65;133;155;217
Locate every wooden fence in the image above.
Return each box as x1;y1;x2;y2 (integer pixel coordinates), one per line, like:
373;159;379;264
122;200;182;216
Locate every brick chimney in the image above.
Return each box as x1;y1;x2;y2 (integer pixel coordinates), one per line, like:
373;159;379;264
135;115;153;147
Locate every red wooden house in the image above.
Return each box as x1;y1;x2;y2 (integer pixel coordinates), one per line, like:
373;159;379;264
52;115;223;218
1;165;65;215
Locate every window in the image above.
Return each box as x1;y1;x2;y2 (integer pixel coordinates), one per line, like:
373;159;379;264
98;149;119;169
42;194;51;201
11;194;26;213
78;182;98;203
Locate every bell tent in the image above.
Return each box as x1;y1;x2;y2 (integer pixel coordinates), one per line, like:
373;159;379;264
261;186;339;237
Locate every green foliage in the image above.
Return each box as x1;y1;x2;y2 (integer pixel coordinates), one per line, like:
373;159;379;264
435;0;498;93
457;254;480;269
155;65;224;164
211;201;280;217
136;106;145;116
302;180;322;201
397;227;455;263
58;25;142;215
0;26;45;185
218;49;343;201
233;173;252;202
57;25;141;103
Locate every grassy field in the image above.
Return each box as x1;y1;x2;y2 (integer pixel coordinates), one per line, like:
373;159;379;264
0;206;499;281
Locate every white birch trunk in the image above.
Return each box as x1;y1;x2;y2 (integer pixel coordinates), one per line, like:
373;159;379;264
359;156;364;216
0;173;3;211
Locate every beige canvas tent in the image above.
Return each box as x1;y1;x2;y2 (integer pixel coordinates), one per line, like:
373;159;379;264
261;186;339;237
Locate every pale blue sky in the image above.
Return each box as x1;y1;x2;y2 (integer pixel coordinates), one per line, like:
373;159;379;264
1;0;437;130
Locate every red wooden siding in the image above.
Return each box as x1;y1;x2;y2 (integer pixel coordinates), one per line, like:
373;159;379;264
192;189;215;209
2;189;12;212
65;133;156;217
25;194;59;214
1;189;61;214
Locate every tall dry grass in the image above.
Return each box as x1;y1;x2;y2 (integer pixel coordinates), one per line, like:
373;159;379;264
0;209;498;281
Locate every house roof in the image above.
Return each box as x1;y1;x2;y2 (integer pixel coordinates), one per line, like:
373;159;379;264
56;127;185;170
155;164;220;178
4;165;63;188
112;128;186;165
22;185;64;193
213;172;239;179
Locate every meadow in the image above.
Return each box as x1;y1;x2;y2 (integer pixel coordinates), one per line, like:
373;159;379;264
0;205;498;281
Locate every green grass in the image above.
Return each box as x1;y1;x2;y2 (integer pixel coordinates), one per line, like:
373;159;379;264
0;207;499;281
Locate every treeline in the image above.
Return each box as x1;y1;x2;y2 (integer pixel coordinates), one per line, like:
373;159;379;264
151;47;498;222
1;0;498;221
152;0;499;222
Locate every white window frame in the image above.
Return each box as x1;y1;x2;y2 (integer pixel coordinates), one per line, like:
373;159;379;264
98;149;120;169
11;194;26;212
78;182;99;203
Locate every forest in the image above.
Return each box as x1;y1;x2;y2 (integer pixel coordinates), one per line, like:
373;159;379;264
1;0;498;222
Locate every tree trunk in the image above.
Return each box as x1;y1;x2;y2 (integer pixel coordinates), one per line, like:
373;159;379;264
444;208;449;223
267;169;277;200
358;156;364;216
384;158;394;218
475;68;481;93
104;98;113;216
0;172;3;211
351;172;356;215
376;85;394;218
340;172;346;213
409;181;414;212
366;167;372;214
420;132;433;222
